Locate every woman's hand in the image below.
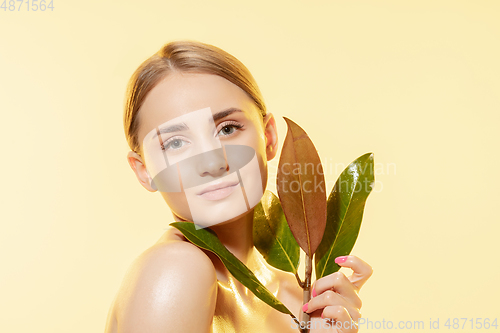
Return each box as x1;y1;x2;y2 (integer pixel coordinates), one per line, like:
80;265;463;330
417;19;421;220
303;255;373;332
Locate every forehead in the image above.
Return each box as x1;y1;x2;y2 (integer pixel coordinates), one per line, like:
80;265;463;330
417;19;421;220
137;72;256;145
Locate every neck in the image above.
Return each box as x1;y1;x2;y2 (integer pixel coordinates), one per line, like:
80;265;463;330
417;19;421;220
172;209;258;267
209;209;256;266
172;209;275;296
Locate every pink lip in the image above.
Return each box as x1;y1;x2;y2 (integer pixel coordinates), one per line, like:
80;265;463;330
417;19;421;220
197;181;240;201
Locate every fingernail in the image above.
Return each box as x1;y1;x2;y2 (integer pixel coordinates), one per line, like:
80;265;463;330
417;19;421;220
302;303;308;312
335;255;348;264
321;312;324;319
312;288;317;297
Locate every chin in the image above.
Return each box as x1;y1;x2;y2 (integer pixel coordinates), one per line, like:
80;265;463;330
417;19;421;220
213;210;254;228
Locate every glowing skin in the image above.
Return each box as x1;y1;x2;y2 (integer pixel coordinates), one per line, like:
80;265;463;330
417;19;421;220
107;72;373;333
142;106;264;229
133;73;270;229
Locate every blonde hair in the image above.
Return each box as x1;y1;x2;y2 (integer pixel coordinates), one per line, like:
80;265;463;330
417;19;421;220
123;40;267;156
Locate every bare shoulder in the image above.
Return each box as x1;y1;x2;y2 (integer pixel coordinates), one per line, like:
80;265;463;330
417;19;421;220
108;230;217;333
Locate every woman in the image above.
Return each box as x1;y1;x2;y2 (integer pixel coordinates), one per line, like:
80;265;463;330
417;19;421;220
105;40;373;333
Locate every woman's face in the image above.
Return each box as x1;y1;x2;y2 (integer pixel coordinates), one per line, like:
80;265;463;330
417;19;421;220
133;72;277;228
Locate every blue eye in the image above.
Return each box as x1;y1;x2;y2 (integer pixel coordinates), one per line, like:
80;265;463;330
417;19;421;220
162;137;189;151
160;121;243;152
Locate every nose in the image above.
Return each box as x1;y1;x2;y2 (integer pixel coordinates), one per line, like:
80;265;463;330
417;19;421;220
196;148;228;178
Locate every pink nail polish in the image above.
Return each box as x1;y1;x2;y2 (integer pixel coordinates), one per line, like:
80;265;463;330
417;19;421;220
312;288;317;297
302;303;308;312
335;256;348;264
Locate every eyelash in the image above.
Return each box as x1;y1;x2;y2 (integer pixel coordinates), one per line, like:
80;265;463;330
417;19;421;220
160;121;244;152
216;121;244;136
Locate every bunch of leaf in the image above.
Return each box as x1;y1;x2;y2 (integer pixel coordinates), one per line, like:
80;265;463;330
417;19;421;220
171;117;375;332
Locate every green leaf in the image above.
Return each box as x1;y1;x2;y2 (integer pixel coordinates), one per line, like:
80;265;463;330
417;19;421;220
277;117;327;257
315;153;375;279
253;190;300;274
170;221;295;317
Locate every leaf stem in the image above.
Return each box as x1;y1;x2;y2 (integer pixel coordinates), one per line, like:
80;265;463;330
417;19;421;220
299;253;313;333
295;272;305;288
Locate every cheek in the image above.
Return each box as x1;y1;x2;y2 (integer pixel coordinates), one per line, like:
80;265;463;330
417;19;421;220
257;152;268;193
240;128;268;194
155;126;269;221
160;191;193;221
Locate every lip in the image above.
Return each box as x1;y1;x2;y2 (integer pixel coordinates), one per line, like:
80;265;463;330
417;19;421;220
197;181;240;201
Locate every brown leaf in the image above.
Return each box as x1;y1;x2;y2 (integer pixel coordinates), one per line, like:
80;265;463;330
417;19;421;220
276;117;327;257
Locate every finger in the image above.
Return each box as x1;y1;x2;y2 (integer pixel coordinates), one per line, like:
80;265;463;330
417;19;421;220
311;271;362;309
334;255;373;290
305;289;348;313
304;289;360;323
322;305;360;333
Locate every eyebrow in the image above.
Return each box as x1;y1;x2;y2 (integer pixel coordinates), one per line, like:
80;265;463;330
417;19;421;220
152;107;243;139
212;107;242;122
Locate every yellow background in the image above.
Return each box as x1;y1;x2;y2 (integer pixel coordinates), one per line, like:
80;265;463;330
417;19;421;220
1;0;499;332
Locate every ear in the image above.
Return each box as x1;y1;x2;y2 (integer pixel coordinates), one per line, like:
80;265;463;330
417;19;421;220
263;113;278;161
127;151;157;192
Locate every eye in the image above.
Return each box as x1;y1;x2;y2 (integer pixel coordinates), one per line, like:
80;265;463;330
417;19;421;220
217;121;244;137
161;137;190;151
